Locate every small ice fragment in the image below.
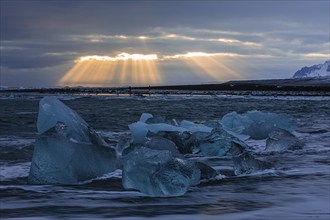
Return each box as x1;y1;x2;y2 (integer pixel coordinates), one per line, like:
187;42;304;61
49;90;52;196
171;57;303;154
140;113;153;122
128;121;148;144
145;136;182;156
116;134;131;156
147;123;188;133
195;161;217;180
230;140;272;175
151;131;198;154
180;120;213;133
197;127;236;156
128;120;187;144
265;128;303;152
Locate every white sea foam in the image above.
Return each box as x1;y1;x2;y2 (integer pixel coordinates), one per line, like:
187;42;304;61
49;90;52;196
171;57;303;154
0;162;31;179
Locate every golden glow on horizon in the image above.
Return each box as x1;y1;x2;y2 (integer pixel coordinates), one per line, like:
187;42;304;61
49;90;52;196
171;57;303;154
58;51;248;87
179;54;242;81
59;53;161;87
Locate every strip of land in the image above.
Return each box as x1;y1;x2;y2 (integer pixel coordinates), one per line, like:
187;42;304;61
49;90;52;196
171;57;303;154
1;77;329;95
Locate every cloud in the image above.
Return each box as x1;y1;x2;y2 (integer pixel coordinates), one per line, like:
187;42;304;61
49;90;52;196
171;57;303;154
78;53;158;62
1;1;329;86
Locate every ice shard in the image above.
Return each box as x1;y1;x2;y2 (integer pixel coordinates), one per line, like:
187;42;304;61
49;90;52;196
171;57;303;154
179;120;213;133
220;111;297;140
195;161;218;180
139;112;153;123
128;121;148;144
265;128;303;152
151;126;235;156
197;127;235;156
28;97;117;184
122;147;200;196
128;113;188;144
151;131;198;154
145;136;182;156
230;141;272;175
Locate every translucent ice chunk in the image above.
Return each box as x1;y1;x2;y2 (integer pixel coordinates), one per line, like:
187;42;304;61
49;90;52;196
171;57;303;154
145;114;178;126
28;97;117;184
195;161;217;180
197;127;235;156
151;131;199;154
37;96;92;143
140;113;153;122
152;127;235;156
230;141;272;175
147;123;188;133
128;121;188;144
265;128;303;152
145;136;182;156
220;111;297;140
122;147;200;196
128;121;148;144
179;120;213;133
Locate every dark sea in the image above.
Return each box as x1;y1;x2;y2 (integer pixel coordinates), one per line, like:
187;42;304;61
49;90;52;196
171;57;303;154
1;93;329;219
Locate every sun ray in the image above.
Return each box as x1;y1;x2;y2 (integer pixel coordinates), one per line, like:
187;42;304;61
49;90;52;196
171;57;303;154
119;59;128;85
59;53;163;87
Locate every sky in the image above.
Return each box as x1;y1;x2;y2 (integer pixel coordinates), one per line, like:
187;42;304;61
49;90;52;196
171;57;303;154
1;0;329;87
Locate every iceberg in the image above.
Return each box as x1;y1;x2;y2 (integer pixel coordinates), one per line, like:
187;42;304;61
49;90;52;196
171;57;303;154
230;141;272;175
122;147;200;196
265;128;303;152
28;97;117;184
220;111;297;140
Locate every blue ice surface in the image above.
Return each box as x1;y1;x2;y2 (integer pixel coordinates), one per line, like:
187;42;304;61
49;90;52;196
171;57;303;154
130;113;248;156
28;97;117;184
220;110;297;140
122;147;200;197
265;128;303;152
230;140;272;175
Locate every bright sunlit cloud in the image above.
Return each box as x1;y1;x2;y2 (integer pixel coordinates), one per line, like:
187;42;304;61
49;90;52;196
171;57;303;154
162;52;243;81
163;52;243;59
304;53;329;58
69;33;260;47
78;53;158;62
59;53;161;87
59;51;275;87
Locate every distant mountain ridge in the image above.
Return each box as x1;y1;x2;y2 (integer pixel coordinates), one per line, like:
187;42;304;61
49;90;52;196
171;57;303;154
293;60;330;78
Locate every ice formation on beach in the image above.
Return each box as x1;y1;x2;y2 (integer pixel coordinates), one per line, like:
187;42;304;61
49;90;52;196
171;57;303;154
220;110;297;140
28;99;302;196
28;97;117;184
122;147;200;196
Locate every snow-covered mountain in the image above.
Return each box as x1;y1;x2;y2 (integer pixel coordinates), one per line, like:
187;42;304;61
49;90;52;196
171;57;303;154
292;60;330;78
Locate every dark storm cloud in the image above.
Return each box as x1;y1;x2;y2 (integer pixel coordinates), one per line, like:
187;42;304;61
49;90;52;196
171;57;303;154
1;0;329;86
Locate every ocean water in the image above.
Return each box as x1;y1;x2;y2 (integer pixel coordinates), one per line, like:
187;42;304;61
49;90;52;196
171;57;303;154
1;93;329;219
